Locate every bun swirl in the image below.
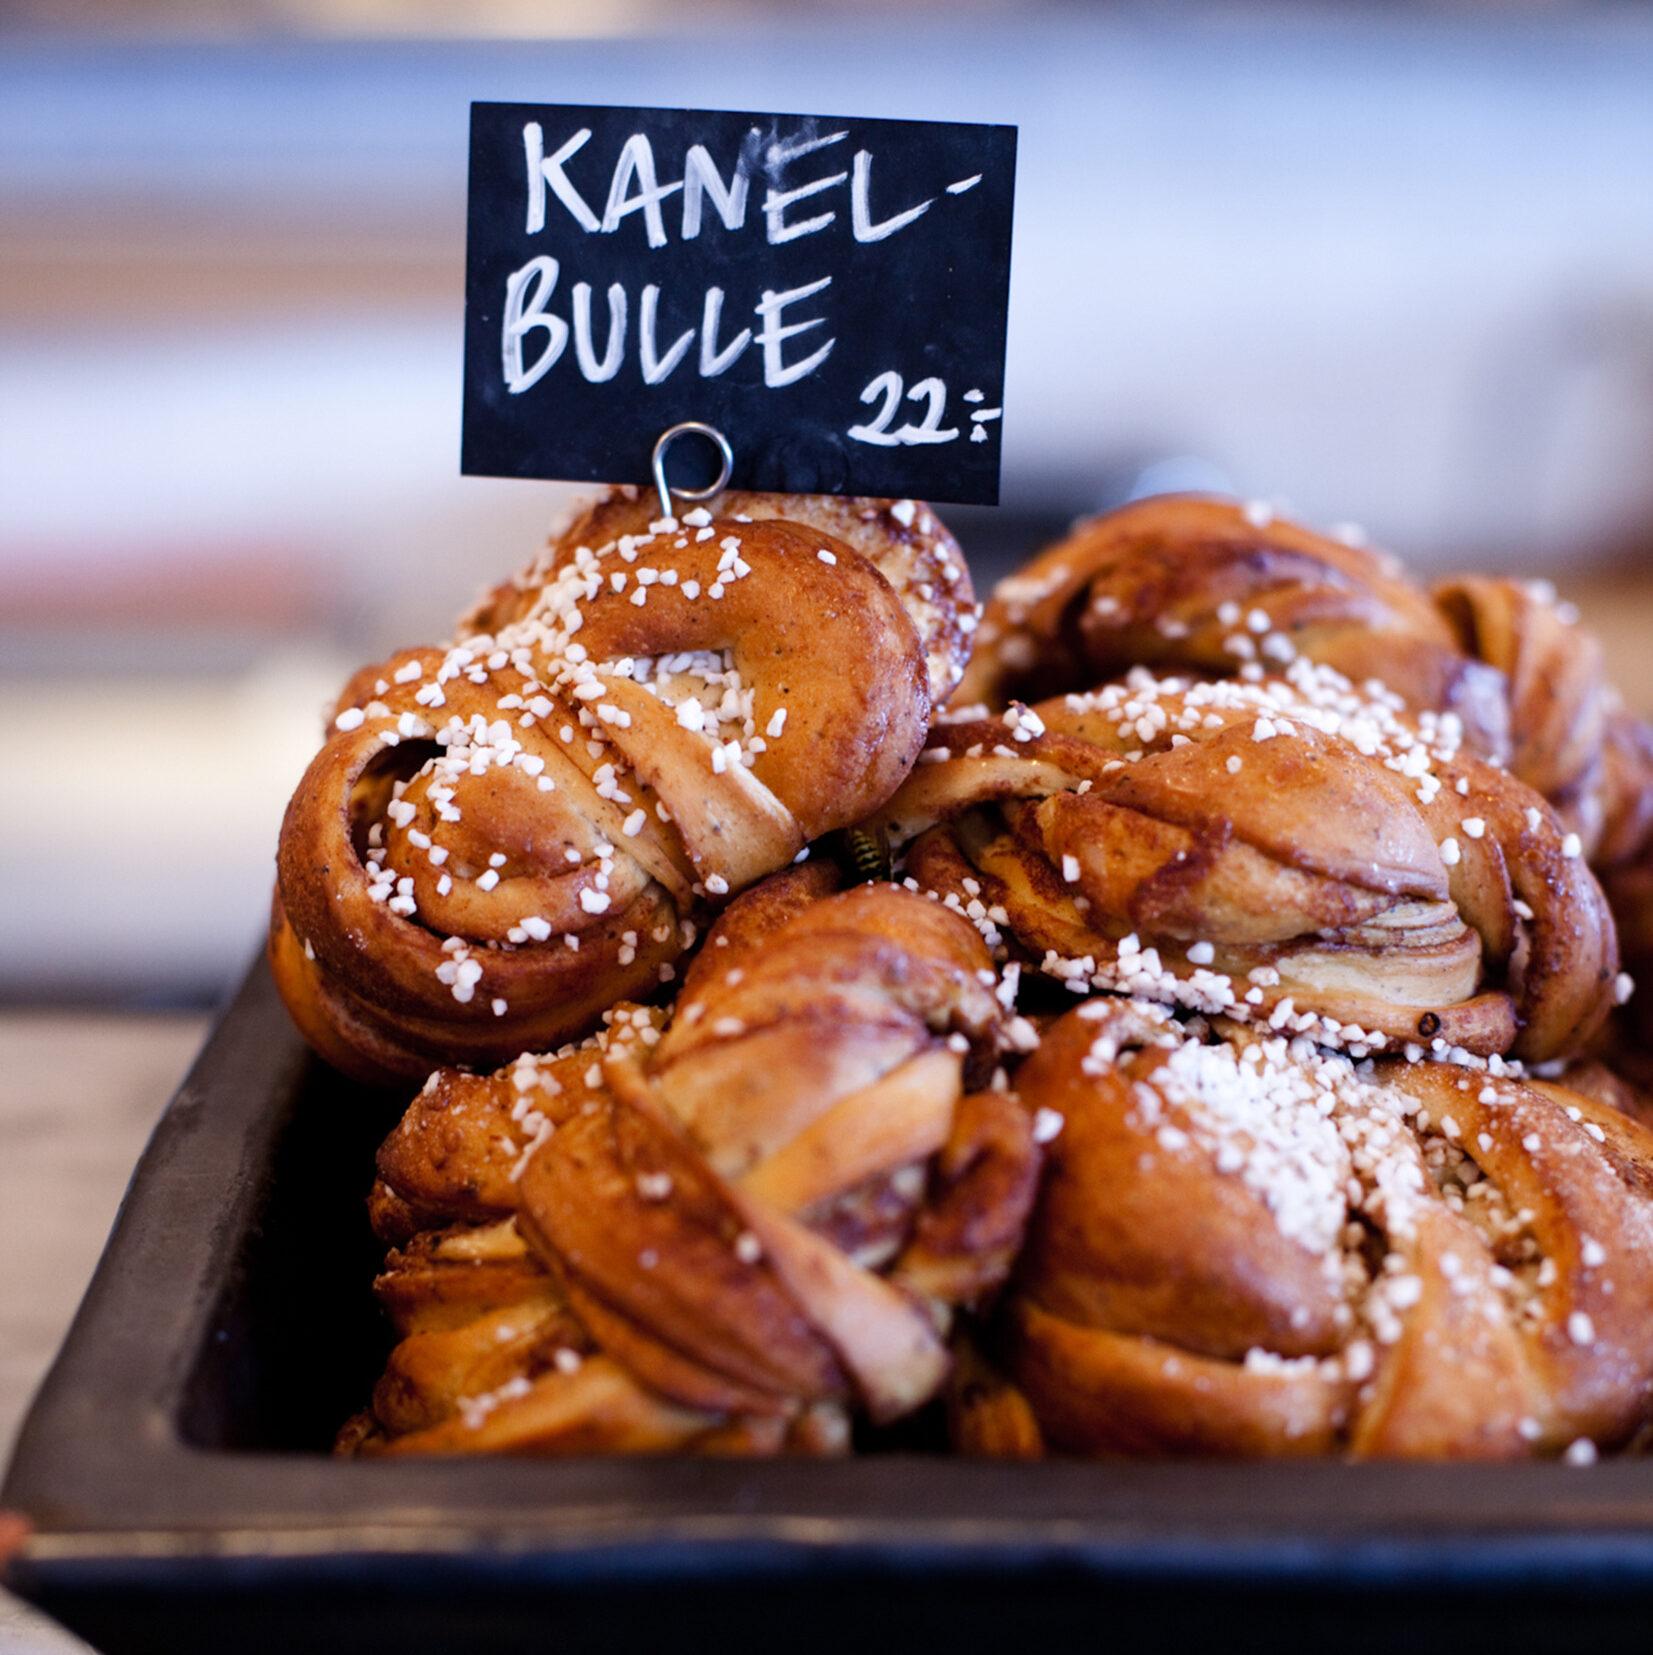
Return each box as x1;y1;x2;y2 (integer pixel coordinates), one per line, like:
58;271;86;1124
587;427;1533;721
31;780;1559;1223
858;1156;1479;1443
273;494;967;1083
974;1000;1653;1460
345;870;1039;1457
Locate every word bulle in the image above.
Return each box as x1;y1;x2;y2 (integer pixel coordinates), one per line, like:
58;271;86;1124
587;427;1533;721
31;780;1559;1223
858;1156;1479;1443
499;125;981;396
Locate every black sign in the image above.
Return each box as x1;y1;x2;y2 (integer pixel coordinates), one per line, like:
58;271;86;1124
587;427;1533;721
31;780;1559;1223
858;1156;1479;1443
462;102;1017;505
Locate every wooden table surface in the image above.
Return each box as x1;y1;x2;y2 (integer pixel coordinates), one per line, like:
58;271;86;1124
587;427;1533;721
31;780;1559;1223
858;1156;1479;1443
1;1012;210;1655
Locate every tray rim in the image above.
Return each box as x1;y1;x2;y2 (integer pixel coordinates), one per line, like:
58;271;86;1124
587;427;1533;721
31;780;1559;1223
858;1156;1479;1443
8;957;1653;1598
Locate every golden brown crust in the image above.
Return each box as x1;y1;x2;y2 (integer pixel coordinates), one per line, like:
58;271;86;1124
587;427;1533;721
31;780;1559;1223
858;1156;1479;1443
1433;579;1651;1058
346;876;1041;1458
1433;575;1617;848
1549;1057;1653;1132
367;1010;661;1240
959;495;1507;756
958;497;1649;1061
323;487;1652;1467
372;1218;557;1337
996;1001;1653;1460
473;488;978;709
889;1087;1042;1307
880;666;1618;1065
273;493;946;1083
1595;714;1653;1052
946;1337;1046;1459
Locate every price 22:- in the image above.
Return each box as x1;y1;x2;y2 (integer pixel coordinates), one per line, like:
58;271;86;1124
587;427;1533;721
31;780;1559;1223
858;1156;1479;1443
847;371;1001;448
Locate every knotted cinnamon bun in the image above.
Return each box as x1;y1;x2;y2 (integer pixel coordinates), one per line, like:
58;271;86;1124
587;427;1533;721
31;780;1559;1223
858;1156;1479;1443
1597;717;1653;1055
958;495;1510;758
967;999;1653;1460
343;869;1040;1456
962;496;1653;868
1433;573;1645;857
877;660;1620;1064
272;492;973;1083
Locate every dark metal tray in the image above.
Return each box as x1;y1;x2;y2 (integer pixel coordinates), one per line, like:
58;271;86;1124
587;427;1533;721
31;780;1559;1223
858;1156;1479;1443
7;959;1653;1654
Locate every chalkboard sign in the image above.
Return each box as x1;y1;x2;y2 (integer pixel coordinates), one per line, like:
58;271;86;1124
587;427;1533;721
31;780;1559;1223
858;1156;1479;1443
462;102;1017;505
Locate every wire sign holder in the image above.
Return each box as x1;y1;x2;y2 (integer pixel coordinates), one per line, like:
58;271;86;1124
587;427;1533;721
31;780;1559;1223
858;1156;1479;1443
652;422;734;521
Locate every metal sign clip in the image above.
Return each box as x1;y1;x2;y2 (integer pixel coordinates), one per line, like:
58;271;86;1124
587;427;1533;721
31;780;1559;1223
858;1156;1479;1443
651;422;734;521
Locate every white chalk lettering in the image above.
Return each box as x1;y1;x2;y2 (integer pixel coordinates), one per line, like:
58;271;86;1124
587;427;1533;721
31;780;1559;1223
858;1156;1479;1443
848;371;962;446
897;375;958;443
523;125;599;234
766;130;848;168
681;141;752;240
754;277;834;387
763;130;848;245
501;256;568;393
848;369;903;445
851;150;932;242
495;119;999;416
572;281;627;381
639;284;695;384
698;287;751;378
600;134;684;249
764;173;845;244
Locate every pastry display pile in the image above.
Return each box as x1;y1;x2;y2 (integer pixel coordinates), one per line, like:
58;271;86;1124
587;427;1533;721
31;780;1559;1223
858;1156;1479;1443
272;489;1653;1461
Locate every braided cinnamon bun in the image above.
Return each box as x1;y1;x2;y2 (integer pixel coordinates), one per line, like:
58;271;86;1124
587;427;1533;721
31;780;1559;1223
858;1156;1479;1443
1584;702;1653;1054
961;497;1653;883
954;492;1647;1068
272;492;973;1083
958;495;1510;759
473;487;979;710
878;657;1620;1064
971;999;1653;1460
1433;574;1623;851
344;869;1040;1456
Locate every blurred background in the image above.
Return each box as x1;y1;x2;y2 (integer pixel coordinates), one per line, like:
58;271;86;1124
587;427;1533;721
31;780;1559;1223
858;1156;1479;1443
5;0;1653;1007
